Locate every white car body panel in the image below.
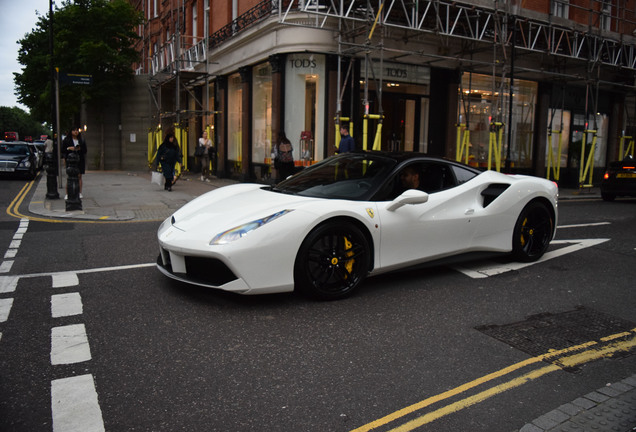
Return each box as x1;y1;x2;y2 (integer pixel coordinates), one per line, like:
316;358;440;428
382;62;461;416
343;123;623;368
158;156;558;296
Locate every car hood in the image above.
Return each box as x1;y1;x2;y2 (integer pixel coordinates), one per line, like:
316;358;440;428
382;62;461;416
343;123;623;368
0;154;28;162
168;183;321;233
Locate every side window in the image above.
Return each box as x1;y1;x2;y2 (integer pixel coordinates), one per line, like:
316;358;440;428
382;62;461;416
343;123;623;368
452;165;478;185
419;163;456;193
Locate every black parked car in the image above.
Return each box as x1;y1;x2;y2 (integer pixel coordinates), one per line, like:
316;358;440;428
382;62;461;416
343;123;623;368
601;155;636;201
0;141;37;179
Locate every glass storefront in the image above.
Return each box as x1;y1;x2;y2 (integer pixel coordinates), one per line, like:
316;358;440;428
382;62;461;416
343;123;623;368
284;54;326;164
367;62;430;153
227;72;242;163
458;73;537;169
252;62;273;175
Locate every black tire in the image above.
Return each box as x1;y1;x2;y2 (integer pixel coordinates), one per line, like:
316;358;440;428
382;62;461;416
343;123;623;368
511;201;554;262
294;221;370;300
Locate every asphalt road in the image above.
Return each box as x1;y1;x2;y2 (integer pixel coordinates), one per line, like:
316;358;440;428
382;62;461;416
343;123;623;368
0;177;634;432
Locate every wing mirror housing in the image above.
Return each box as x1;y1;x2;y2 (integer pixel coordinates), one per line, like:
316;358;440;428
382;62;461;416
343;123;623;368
387;189;429;211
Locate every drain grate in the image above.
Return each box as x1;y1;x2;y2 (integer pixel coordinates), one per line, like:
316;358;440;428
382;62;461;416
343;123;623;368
476;307;635;369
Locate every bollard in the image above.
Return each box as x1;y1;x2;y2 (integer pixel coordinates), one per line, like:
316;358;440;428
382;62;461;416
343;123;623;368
65;152;82;211
44;152;60;199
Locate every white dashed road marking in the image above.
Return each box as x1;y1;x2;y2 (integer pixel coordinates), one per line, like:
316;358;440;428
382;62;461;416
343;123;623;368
0;297;14;322
51;374;105;432
51;293;83;318
51;324;92;365
52;272;80;288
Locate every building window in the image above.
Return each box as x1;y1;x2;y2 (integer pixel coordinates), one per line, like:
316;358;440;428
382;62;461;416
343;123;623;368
600;1;611;31
252;63;273;169
228;73;243;163
285;54;326;163
458;73;537;169
552;0;569;19
192;2;198;40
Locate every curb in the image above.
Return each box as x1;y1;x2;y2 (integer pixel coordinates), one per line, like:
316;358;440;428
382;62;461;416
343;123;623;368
519;374;636;432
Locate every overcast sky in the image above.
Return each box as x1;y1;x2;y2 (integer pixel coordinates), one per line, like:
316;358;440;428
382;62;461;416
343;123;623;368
0;0;50;111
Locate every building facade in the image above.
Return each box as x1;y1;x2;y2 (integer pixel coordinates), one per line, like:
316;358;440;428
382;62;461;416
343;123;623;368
129;0;636;186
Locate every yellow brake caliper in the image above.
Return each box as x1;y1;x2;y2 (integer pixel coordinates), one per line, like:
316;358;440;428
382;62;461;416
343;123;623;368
344;236;354;275
520;217;533;246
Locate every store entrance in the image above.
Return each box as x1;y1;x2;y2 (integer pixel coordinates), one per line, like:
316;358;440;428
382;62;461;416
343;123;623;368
381;93;428;153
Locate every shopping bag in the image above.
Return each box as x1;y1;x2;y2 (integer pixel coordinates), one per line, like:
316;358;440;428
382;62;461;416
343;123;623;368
151;171;163;186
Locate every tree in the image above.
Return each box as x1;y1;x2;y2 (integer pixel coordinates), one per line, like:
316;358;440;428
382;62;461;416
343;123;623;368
0;106;49;139
14;0;142;132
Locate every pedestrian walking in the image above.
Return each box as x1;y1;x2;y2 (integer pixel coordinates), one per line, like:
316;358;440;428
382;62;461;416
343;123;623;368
156;130;182;191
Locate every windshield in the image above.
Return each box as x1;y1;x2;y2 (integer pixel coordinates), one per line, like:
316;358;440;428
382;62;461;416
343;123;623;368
274;154;397;200
0;144;30;156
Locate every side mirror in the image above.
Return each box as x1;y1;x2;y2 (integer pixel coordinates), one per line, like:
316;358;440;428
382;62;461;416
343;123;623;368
387;189;429;211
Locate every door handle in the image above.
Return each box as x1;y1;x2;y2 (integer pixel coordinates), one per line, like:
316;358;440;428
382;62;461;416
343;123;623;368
465;209;475;215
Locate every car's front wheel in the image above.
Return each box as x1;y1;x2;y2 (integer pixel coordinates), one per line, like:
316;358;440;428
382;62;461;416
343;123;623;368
294;221;370;300
512;201;554;262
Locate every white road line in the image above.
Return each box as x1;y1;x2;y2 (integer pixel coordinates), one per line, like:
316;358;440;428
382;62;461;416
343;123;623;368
0;276;19;293
51;374;105;432
51;324;92;365
18;262;155;280
4;249;17;259
558;222;611;229
454;239;611;279
52;273;80;288
51;293;83;318
0;298;14;322
9;240;21;249
0;260;14;273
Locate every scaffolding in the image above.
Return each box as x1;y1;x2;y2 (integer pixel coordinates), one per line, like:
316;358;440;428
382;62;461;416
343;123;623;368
145;0;636;175
278;0;636;168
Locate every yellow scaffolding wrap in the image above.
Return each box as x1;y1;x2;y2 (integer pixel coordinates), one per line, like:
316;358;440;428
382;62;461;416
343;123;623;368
372;123;382;151
174;125;188;175
147;127;163;169
456;124;470;164
362;114;383;151
579;129;597;187
488;122;504;172
546;130;563;181
619;135;635;159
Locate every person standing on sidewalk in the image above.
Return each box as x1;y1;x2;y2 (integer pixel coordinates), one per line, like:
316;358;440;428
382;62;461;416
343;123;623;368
338;125;355;153
62;126;87;198
157;130;182;191
274;131;295;181
198;130;212;181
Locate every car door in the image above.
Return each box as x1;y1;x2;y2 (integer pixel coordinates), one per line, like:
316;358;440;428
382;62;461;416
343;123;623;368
375;162;484;270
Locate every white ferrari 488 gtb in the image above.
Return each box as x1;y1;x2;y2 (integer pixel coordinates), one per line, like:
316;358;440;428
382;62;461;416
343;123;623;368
157;152;558;299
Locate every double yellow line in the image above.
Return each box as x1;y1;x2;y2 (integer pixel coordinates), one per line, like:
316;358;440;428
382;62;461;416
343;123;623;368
351;329;636;432
6;178;38;220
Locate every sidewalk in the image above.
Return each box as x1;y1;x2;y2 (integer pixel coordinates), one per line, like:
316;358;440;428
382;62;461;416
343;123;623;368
28;170;238;222
519;374;636;432
27;170;600;222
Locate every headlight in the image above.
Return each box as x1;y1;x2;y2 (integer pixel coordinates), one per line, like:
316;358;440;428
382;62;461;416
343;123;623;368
19;159;31;168
210;210;293;245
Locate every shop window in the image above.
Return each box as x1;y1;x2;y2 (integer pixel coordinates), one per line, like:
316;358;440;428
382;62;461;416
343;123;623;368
252;63;273;173
458;73;537;169
228;73;242;163
285;54;325;165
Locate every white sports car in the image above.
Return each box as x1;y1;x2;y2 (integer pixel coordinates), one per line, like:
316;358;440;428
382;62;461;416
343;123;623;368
157;152;558;299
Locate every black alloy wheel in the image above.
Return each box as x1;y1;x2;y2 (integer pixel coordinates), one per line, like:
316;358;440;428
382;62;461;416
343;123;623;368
294;221;370;300
512;201;554;262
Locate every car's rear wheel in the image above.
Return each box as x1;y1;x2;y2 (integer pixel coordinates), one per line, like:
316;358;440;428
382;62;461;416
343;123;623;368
512;201;554;262
294;221;370;300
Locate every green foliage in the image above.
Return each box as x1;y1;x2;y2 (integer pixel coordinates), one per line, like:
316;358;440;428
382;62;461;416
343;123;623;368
0;106;50;139
14;0;143;131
